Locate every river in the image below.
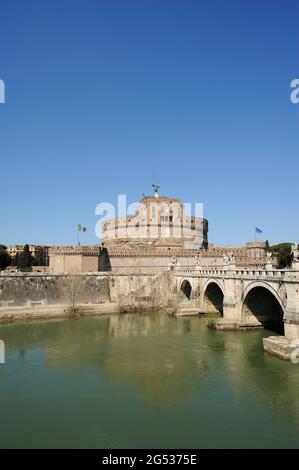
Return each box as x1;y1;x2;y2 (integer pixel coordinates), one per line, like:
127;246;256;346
0;312;299;448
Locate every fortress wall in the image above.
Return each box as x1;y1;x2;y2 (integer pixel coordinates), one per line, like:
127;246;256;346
107;255;224;273
64;255;82;274
0;273;110;306
49;254;65;273
81;256;100;272
108;257;173;274
108;272;173;307
49;254;100;274
48;242;267;274
0;272;173;309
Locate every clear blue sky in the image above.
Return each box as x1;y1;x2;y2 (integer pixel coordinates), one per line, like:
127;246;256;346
0;0;298;247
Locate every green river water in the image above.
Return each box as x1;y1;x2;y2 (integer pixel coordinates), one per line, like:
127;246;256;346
0;312;299;448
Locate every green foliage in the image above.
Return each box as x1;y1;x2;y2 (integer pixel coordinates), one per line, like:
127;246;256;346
11;252;20;266
32;250;45;266
270;242;293;268
18;244;33;271
270;242;292;251
0;245;11;270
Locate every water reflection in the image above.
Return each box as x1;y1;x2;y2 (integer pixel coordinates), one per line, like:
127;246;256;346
1;312;299;448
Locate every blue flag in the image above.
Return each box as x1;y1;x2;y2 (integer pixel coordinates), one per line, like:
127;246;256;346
255;227;263;234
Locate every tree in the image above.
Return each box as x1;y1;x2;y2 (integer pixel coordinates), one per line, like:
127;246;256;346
0;246;11;270
32;249;45;266
12;252;20;267
270;243;293;268
18;244;33;271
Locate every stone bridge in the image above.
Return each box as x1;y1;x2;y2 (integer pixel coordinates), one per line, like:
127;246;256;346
172;262;299;340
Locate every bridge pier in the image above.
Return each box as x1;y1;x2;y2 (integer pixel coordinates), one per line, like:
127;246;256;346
222;276;240;322
284;322;299;341
284;275;299;340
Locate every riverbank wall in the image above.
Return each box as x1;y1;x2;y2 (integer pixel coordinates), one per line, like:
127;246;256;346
0;272;174;322
0;303;120;323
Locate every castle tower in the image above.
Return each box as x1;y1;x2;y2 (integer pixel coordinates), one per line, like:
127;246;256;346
101;191;208;249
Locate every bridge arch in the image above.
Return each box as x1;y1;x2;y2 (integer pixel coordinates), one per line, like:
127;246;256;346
202;280;224;315
242;281;285;334
180;279;192;300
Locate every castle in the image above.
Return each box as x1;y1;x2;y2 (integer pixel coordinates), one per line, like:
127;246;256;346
49;188;267;274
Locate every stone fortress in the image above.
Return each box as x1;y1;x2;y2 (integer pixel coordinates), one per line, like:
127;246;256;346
48;187;268;274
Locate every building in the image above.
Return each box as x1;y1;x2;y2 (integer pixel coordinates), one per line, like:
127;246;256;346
48;189;267;274
102;190;208;250
8;244;49;265
49;246;101;273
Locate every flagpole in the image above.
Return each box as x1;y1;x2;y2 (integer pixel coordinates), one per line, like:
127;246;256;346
77;226;80;246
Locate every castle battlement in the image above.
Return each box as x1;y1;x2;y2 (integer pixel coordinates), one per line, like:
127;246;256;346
48;192;267;274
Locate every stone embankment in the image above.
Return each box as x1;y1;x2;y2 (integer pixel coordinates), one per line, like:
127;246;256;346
0;271;173;323
263;336;299;361
0;303;120;323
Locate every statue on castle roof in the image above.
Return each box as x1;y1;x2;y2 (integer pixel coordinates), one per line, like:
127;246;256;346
152;184;160;198
171;256;177;265
195;253;201;265
223;253;229;264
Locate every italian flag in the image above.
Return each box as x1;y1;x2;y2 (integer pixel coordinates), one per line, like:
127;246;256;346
77;224;87;232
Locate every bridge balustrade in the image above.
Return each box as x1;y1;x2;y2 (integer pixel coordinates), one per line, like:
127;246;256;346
173;266;289;279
